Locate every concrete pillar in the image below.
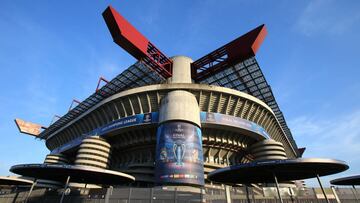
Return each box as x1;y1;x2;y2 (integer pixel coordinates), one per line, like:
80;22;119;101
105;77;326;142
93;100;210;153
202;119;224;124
250;139;287;161
75;136;111;169
225;185;232;203
250;139;290;189
44;153;69;165
158;90;201;126
155;56;204;186
41;153;69;189
169;56;193;84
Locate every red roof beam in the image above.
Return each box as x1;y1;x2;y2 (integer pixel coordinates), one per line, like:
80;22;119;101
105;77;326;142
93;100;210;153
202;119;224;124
95;76;109;92
226;24;267;61
192;24;267;80
102;6;172;78
68;99;81;112
50;115;62;125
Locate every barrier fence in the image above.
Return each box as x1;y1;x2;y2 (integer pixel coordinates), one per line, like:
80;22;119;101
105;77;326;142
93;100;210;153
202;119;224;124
0;186;358;203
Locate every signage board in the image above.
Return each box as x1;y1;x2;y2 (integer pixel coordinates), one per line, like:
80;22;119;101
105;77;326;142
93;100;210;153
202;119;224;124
14;118;43;137
51;112;158;154
51;112;269;155
200;112;269;139
155;122;204;186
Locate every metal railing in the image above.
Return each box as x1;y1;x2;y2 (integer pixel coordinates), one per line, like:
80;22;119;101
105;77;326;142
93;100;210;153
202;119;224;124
0;186;358;203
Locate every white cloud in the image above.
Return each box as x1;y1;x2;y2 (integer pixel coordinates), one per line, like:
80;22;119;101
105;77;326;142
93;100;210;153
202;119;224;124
289;110;360;186
295;0;360;36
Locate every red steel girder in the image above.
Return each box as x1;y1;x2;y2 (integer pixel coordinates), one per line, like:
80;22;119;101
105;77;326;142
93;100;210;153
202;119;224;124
68;99;81;112
102;6;172;78
95;76;109;92
192;24;267;81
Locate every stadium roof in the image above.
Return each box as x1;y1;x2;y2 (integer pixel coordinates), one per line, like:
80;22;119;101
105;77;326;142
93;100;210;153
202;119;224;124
196;57;299;155
39;62;165;139
191;24;299;155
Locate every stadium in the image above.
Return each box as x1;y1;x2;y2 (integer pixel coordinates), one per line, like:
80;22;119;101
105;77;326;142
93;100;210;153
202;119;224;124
35;5;299;187
3;5;357;203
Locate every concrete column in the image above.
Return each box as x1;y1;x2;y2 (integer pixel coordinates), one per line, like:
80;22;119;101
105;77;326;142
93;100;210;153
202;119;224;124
44;153;69;165
155;56;204;186
169;56;193;84
159;90;201;126
225;185;232;203
40;153;69;189
75;136;111;169
250;139;287;161
250;139;290;189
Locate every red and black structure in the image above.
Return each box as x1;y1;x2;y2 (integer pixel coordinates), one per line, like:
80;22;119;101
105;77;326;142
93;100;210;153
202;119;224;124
101;6;297;155
191;24;267;81
103;6;173;79
102;6;268;82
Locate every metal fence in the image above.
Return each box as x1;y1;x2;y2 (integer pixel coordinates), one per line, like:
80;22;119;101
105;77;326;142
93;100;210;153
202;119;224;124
0;186;358;203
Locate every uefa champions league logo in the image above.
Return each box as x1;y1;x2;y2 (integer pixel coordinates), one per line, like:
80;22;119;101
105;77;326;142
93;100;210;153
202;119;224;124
173;124;185;166
143;113;152;122
173;142;185;166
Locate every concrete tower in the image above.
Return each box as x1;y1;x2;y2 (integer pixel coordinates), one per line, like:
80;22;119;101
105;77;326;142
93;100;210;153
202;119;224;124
155;56;204;186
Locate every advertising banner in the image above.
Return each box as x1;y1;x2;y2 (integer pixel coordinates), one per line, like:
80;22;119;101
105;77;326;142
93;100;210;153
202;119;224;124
51;112;158;154
14;118;43;137
52;111;268;154
200;112;269;139
98;112;157;135
155;122;204;186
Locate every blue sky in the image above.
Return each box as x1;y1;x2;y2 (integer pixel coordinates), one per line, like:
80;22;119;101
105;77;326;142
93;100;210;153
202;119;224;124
0;0;359;187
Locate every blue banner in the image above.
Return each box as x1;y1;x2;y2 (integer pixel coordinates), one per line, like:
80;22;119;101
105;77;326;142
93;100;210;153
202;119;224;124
52;112;268;154
155;122;204;186
200;112;269;139
51;112;158;154
98;112;157;135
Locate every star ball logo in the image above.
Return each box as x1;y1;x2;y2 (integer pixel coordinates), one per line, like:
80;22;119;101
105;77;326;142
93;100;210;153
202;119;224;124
143;113;152;122
175;124;183;132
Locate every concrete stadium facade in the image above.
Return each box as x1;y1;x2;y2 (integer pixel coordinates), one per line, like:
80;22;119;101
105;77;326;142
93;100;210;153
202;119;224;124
40;56;298;187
